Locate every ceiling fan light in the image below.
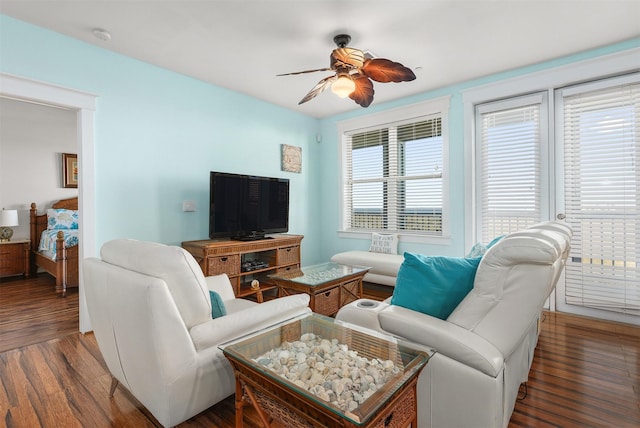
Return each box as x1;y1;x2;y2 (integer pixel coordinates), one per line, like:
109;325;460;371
331;75;355;98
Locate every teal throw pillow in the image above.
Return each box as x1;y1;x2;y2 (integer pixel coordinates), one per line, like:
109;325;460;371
209;290;227;319
391;253;481;320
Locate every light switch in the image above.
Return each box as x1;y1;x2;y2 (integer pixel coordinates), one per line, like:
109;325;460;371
182;200;196;212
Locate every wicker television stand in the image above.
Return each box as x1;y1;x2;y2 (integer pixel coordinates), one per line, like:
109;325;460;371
182;234;303;301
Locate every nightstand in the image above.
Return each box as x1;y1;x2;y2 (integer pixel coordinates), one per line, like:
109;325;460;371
0;239;30;278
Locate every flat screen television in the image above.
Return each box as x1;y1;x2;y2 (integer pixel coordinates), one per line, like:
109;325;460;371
210;171;290;241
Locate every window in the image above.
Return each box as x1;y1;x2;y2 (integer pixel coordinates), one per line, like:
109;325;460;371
339;98;449;238
475;93;549;243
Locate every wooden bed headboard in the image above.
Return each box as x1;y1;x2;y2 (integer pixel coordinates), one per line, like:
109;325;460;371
30;197;78;252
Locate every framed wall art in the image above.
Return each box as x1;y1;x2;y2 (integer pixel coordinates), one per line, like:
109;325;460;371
62;153;78;188
281;144;302;173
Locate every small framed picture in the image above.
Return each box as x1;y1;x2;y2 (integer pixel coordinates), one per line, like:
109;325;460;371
62;153;78;188
281;144;302;173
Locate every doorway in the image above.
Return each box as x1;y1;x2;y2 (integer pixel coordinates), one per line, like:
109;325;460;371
0;73;97;332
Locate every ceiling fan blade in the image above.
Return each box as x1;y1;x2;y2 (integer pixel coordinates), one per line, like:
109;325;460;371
298;75;336;105
277;67;332;76
361;58;416;83
349;76;374;108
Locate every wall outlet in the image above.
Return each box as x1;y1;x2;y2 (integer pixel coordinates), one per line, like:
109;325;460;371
182;200;196;212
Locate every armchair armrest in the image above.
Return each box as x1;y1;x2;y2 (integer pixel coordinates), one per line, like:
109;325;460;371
190;294;311;351
379;305;504;377
204;274;236;301
205;274;263;303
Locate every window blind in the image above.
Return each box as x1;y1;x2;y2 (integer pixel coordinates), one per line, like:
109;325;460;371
561;78;640;314
343;117;443;234
345;129;389;229
476;94;546;243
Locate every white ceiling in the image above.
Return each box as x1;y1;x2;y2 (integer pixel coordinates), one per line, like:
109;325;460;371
1;1;639;118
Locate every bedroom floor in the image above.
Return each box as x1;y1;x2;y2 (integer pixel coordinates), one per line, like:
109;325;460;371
0;273;79;353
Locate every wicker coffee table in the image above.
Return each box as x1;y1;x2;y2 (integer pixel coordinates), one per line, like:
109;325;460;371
221;313;431;428
268;262;370;317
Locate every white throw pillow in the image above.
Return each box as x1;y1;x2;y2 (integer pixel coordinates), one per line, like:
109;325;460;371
369;233;398;255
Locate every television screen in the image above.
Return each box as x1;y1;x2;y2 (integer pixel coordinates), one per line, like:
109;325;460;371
210;172;289;240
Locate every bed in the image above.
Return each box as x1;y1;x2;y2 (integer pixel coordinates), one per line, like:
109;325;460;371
30;197;79;296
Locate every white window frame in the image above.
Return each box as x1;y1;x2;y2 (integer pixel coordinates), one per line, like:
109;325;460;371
337;96;451;244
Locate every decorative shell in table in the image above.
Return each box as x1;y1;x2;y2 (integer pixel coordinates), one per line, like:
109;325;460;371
253;332;399;413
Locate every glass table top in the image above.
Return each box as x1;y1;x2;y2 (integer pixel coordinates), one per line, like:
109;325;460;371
268;262;370;287
220;313;431;425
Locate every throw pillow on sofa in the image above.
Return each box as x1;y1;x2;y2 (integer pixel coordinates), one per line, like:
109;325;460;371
209;290;227;319
369;232;399;255
391;253;481;320
465;234;505;258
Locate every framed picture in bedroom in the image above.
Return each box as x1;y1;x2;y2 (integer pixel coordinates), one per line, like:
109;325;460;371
62;153;78;188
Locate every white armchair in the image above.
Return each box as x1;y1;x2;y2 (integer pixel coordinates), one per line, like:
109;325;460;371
83;238;310;427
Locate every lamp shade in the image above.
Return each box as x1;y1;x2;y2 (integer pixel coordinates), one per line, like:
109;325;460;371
331;74;356;98
0;209;19;227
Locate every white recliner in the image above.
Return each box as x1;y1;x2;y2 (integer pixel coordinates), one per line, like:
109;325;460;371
336;221;572;428
83;239;311;427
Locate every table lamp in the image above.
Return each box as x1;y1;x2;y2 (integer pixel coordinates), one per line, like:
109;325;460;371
0;209;19;242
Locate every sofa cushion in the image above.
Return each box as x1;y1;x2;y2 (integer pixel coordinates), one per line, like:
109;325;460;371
224;298;257;314
391;253;481;320
331;250;404;278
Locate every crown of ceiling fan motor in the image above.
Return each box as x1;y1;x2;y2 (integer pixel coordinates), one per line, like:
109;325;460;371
333;34;351;48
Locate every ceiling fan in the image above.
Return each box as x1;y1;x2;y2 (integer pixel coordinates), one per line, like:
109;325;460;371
278;34;416;108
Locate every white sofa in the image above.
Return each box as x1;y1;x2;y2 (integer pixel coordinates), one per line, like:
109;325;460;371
83;239;311;427
331;250;404;286
336;221;572;428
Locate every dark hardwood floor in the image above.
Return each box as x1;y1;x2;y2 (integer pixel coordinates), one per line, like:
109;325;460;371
1;275;638;427
0;274;78;353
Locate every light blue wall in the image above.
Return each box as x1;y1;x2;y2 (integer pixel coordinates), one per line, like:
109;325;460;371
316;38;640;261
0;15;320;263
